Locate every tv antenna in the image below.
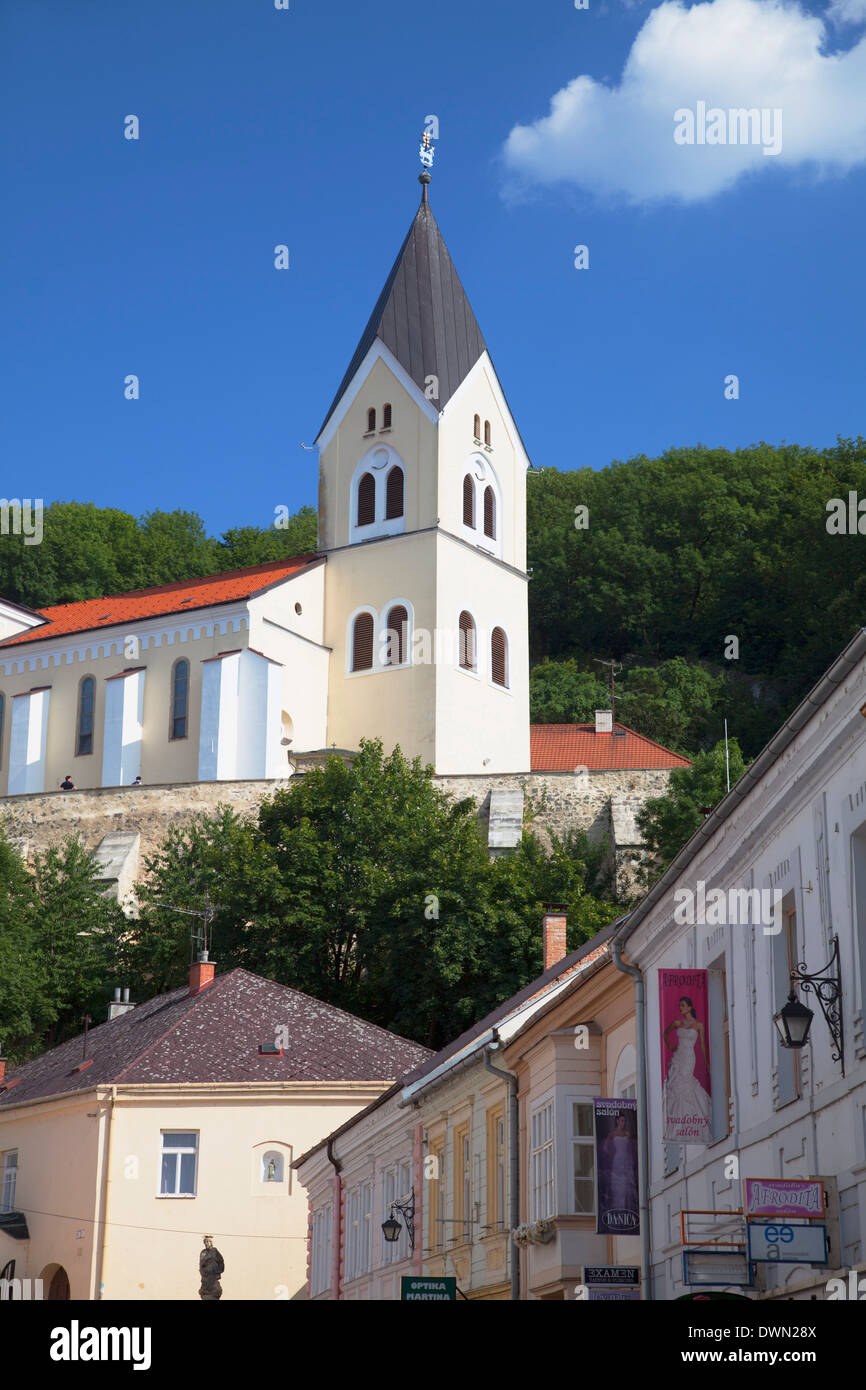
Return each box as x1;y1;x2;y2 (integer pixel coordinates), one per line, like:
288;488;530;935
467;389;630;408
593;658;623;721
161;888;224;963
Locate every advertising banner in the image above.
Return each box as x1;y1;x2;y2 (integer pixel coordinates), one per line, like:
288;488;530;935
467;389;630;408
594;1098;640;1235
659;970;712;1143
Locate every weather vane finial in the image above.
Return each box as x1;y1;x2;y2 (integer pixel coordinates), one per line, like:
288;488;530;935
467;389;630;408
418;124;435;199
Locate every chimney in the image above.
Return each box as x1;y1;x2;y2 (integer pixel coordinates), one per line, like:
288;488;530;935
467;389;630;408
0;1049;5;1085
595;710;613;735
543;906;568;972
189;952;215;995
108;986;135;1021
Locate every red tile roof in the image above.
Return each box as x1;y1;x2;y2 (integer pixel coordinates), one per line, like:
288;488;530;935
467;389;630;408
530;722;691;771
0;969;431;1106
0;556;321;648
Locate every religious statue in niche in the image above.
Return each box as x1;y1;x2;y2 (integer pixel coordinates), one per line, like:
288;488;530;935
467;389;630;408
199;1235;224;1301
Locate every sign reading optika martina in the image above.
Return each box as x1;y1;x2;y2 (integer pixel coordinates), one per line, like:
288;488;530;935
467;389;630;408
400;1277;456;1301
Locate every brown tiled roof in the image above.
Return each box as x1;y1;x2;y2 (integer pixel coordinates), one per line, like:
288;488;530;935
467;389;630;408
0;969;431;1106
530;722;692;771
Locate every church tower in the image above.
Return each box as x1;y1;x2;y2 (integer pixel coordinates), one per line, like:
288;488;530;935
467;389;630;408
316;167;530;775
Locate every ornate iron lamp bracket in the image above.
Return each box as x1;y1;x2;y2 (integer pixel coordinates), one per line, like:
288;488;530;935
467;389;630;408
791;936;844;1075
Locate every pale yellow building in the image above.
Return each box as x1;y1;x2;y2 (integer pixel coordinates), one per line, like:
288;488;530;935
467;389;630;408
0;960;428;1300
0;179;530;795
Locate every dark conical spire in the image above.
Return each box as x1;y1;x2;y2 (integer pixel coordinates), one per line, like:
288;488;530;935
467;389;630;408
317;187;487;439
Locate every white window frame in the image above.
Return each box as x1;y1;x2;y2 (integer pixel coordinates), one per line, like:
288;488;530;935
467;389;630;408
310;1203;333;1296
158;1131;198;1197
459;452;502;559
345;1180;373;1281
529;1096;556;1221
1;1152;17;1213
381;1160;412;1265
567;1097;596;1217
349;445;407;544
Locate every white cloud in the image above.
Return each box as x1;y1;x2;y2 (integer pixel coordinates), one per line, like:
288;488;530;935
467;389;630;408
828;0;866;25
503;0;866;204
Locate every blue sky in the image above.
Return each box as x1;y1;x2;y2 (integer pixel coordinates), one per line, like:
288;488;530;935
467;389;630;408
3;0;865;540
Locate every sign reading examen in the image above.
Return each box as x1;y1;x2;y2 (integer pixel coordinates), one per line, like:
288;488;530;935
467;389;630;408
401;1277;457;1301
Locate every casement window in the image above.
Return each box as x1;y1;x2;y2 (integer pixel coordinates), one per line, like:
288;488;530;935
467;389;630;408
366;408;376;433
357;472;375;526
483;485;496;539
709;960;732;1141
773;894;800;1105
529;1102;555;1221
385;465;404;520
1;1152;17;1213
491;627;508;687
310;1204;333;1296
462;474;475;528
473;414;481;441
427;1139;446;1253
458;611;476;671
484;419;491;447
486;1106;506;1229
384;605;408;667
382;403;392;429
351;613;375;672
159;1132;198;1196
346;1181;373;1281
570;1102;595;1215
76;675;95;755
453;1124;471;1243
170;659;189;740
381;1161;412;1264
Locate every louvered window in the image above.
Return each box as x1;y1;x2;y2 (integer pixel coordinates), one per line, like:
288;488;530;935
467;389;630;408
458;611;476;671
367;408;376;433
357;473;375;526
385;466;404;520
473;414;481;440
352;613;375;671
77;676;95;755
483;486;495;539
384;605;408;666
383;403;392;428
484;419;491;446
491;627;507;687
463;475;475;528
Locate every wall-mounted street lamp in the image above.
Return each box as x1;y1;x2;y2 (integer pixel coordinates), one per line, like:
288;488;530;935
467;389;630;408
382;1191;415;1250
774;937;844;1075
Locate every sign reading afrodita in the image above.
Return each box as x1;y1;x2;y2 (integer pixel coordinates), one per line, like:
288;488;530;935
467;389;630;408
659;970;712;1143
744;1179;825;1218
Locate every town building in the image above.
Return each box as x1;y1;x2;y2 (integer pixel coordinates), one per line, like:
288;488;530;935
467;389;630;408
0;960;428;1299
615;627;866;1300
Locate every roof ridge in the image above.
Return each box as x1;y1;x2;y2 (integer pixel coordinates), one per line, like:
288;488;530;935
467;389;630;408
34;555;317;614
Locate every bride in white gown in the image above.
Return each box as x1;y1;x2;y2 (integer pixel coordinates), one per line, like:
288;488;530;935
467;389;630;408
663;996;711;1141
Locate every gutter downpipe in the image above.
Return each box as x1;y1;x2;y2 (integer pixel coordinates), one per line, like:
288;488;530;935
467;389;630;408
95;1085;116;1300
611;936;651;1301
484;1031;520;1301
326;1138;343;1302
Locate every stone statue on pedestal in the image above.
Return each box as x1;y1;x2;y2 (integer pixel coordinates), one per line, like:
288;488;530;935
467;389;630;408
199;1235;224;1300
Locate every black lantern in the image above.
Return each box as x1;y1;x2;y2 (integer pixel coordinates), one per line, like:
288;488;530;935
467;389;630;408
774;992;814;1049
381;1213;402;1244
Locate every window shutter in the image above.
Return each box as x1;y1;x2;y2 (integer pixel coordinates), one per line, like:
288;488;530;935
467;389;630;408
385;466;404;520
483;486;495;539
458;611;476;670
484;419;491;446
367;407;376;432
463;475;475;528
383;403;392;428
357;473;375;526
352;613;375;671
385;606;408;666
491;627;507;686
473;414;481;440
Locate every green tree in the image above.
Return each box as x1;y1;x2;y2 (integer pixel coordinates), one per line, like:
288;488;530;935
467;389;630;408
635;738;747;884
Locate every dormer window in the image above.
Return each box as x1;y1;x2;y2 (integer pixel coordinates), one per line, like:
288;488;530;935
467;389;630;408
463;474;475;528
473;414;481;441
382;403;392;429
367;407;376;433
357;472;375;527
484;420;491;447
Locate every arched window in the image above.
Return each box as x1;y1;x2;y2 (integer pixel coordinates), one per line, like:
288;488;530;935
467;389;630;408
462;475;475;528
483;486;496;539
491;628;508;687
357;472;375;527
171;659;189;740
385;465;404;520
367;407;376;433
458;611;476;671
352;613;375;671
484;419;491;447
384;606;408;667
383;403;392;429
76;676;95;756
473;414;481;441
262;1151;285;1184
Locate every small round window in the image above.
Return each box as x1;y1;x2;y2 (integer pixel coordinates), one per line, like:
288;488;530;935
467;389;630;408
294;602;302;616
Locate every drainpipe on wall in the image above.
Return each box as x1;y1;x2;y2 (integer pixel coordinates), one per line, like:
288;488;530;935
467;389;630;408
326;1138;343;1302
611;936;652;1301
94;1086;116;1300
484;1032;520;1301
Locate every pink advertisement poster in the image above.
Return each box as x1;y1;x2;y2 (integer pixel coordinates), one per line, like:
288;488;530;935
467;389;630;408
659;969;712;1143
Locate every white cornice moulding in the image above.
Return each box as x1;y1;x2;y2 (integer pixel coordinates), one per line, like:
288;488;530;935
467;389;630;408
0;608;250;677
